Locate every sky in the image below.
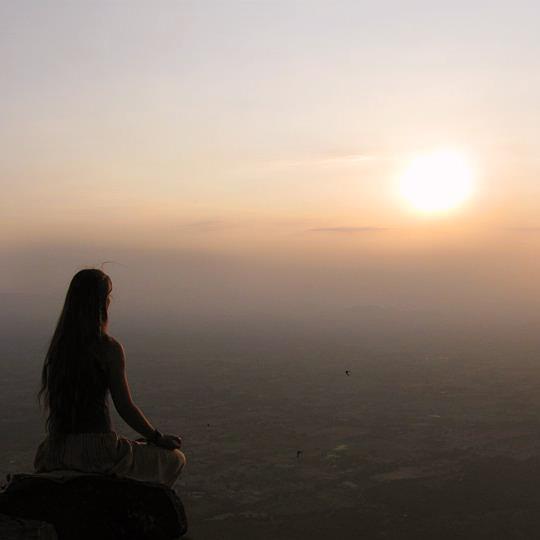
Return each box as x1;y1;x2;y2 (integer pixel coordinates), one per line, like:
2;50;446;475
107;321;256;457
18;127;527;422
2;1;540;329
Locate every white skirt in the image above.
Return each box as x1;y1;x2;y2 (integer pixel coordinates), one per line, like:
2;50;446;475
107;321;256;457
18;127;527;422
33;431;186;488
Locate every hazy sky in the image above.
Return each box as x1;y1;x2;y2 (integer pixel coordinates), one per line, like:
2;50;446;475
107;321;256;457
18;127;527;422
2;1;540;325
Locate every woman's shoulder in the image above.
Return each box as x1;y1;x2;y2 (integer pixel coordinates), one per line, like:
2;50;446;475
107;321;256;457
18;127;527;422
100;334;123;350
98;335;125;365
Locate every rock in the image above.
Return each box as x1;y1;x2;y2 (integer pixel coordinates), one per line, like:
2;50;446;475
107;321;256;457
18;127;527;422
0;472;187;539
0;513;58;539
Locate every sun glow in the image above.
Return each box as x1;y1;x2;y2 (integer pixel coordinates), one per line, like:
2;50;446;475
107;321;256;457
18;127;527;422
399;149;475;214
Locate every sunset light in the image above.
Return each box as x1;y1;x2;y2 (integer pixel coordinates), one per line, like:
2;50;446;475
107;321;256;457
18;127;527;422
3;3;540;538
398;150;475;214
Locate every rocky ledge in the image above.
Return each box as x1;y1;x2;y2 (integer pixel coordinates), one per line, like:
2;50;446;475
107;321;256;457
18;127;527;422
0;471;187;539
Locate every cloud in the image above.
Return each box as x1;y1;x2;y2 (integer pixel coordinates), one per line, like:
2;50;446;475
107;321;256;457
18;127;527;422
181;220;228;232
314;154;378;165
308;226;388;234
261;152;379;170
504;227;540;233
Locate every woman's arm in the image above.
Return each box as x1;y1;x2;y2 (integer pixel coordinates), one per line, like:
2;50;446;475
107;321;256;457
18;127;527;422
107;339;157;439
106;337;182;450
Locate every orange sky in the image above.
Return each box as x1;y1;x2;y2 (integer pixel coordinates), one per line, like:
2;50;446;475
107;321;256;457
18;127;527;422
2;2;540;324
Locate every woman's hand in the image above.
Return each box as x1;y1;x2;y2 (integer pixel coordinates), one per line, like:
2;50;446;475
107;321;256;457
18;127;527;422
154;433;182;450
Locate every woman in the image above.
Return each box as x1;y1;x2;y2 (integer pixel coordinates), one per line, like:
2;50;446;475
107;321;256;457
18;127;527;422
34;268;186;488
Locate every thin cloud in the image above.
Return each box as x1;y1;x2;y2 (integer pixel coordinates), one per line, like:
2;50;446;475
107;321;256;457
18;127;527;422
308;226;388;234
262;153;379;169
181;220;228;232
315;153;378;164
505;227;540;233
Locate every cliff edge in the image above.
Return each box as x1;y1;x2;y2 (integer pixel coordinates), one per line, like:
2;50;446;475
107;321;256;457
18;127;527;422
0;471;187;539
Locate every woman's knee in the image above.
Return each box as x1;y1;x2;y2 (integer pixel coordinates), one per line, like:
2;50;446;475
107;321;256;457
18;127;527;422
173;449;186;470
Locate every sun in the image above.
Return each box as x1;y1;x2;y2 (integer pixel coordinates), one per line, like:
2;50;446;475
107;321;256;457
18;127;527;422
398;149;475;214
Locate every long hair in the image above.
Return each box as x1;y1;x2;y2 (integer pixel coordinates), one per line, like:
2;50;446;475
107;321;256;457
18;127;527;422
37;268;112;436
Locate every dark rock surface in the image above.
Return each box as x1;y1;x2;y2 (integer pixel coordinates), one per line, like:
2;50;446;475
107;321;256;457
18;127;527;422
0;513;58;539
0;472;187;540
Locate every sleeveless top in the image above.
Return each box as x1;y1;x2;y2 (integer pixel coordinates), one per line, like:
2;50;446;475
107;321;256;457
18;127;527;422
70;373;113;433
49;340;113;436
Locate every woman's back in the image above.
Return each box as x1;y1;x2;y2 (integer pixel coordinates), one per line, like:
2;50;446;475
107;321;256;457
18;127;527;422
46;335;112;436
62;337;113;434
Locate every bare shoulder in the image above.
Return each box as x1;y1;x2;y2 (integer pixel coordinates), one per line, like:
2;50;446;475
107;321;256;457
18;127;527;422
100;335;126;368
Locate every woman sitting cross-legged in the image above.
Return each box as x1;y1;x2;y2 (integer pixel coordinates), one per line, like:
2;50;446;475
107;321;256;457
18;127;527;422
34;268;186;488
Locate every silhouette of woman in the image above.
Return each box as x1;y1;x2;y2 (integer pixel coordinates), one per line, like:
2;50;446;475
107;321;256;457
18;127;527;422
34;268;185;487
